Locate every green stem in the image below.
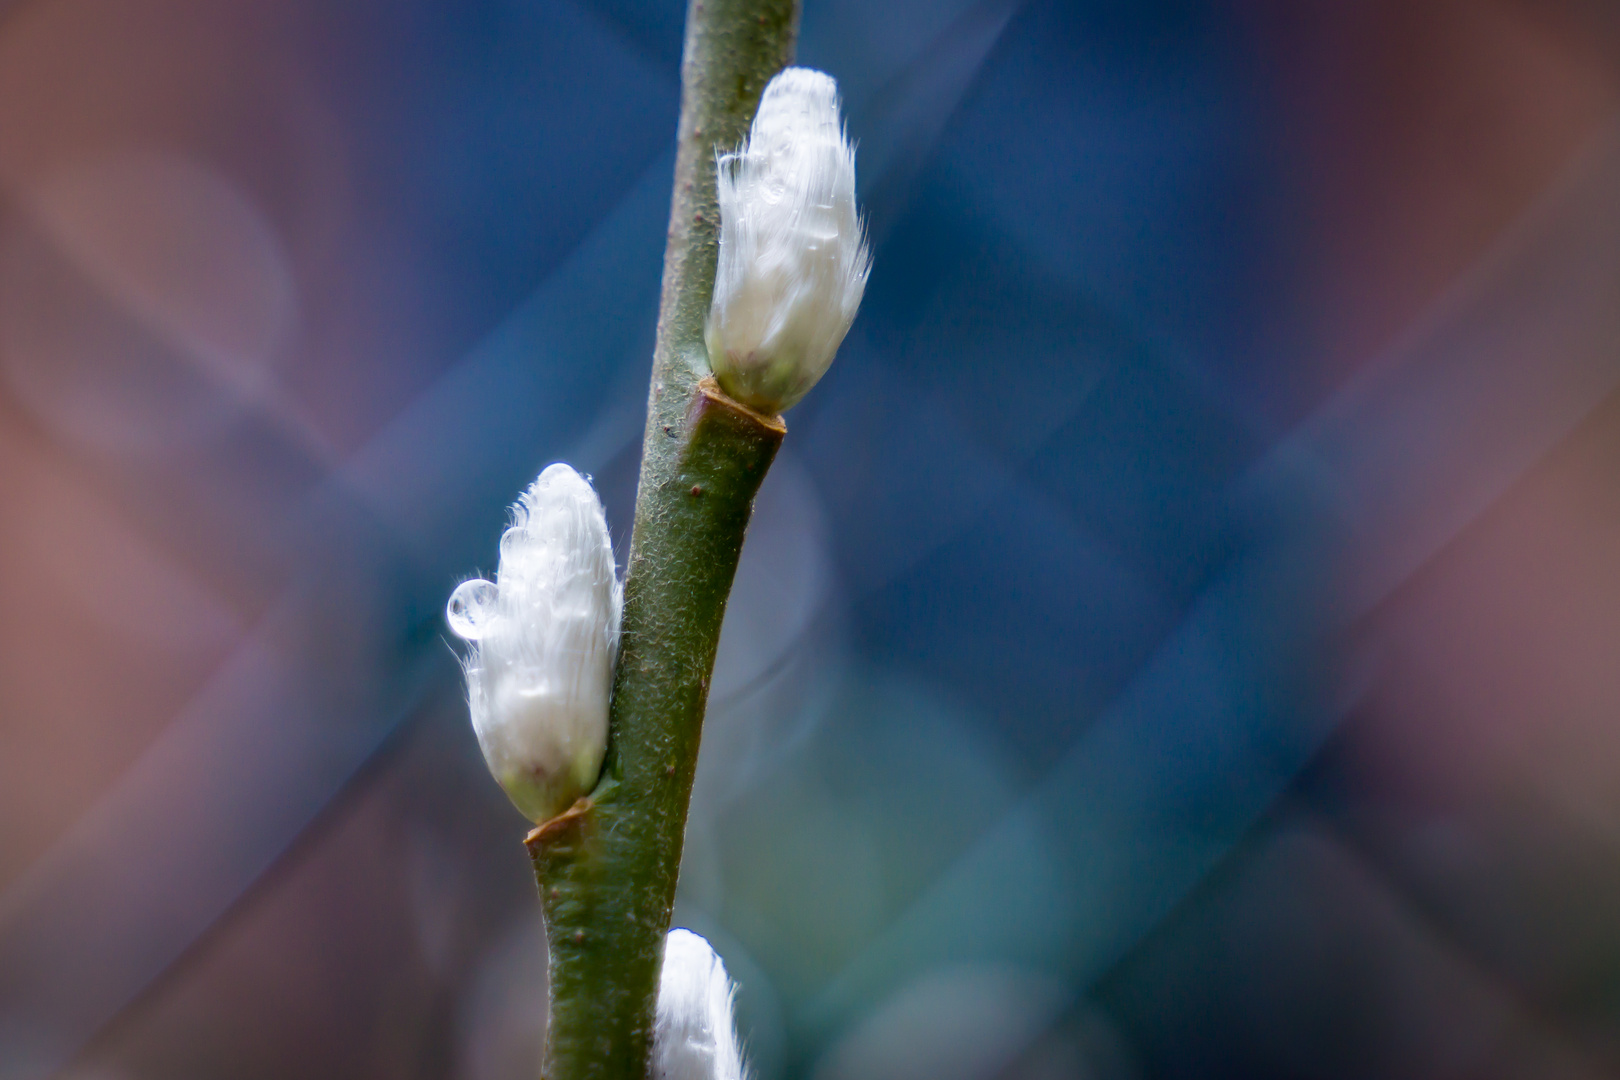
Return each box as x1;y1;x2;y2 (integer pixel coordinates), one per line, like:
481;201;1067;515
527;0;800;1075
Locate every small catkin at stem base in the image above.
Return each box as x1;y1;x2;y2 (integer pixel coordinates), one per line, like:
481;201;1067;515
529;378;785;1080
653;929;747;1080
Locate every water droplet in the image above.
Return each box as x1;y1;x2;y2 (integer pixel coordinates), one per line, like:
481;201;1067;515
447;578;499;640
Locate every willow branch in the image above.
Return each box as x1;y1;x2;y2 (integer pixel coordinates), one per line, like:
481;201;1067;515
525;1;801;1077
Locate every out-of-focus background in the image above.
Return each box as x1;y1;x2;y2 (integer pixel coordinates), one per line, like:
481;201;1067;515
3;0;1620;1077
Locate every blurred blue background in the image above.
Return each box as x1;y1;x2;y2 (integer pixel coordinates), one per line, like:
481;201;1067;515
4;1;1620;1077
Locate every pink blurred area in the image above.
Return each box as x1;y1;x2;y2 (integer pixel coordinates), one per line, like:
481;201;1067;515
0;4;515;1075
0;0;453;881
1275;2;1620;1031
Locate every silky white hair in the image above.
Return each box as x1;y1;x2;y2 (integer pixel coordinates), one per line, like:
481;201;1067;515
654;929;748;1080
446;463;621;823
706;67;870;414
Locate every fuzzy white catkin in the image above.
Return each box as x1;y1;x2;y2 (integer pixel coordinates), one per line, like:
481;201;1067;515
706;66;870;415
446;463;621;824
653;929;748;1080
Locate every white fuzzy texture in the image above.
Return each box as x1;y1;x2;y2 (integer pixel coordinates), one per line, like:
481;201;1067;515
706;67;870;414
446;463;621;823
654;930;747;1080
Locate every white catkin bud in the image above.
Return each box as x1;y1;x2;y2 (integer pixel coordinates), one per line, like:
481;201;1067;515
446;463;622;824
653;929;748;1080
706;66;871;415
